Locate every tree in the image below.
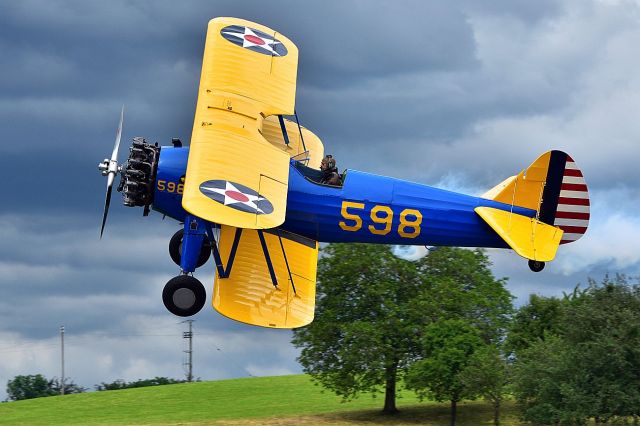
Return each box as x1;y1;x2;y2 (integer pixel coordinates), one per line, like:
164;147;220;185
505;293;566;355
6;375;85;400
459;345;510;426
512;275;640;423
512;335;587;424
560;276;640;422
405;319;484;426
48;377;86;395
292;243;424;414
7;374;54;401
417;248;513;343
292;244;512;414
95;377;188;391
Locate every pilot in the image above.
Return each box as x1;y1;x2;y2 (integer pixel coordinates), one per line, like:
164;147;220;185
320;155;341;186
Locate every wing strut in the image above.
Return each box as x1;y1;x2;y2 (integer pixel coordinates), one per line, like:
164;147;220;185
277;115;291;146
206;224;242;278
257;230;279;288
293;110;307;153
277;230;297;295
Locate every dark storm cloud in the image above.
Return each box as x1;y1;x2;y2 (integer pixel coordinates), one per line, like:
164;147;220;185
0;0;481;215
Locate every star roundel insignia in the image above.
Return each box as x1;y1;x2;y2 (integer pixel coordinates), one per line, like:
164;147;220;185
220;25;288;57
199;180;274;215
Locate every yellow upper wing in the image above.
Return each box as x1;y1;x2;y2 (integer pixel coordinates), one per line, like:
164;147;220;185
182;18;299;229
213;225;318;328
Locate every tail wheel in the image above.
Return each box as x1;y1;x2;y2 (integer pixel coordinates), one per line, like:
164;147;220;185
169;229;211;268
528;260;545;272
162;275;206;317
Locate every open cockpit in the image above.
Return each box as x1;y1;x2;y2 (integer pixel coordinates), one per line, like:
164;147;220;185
292;156;345;188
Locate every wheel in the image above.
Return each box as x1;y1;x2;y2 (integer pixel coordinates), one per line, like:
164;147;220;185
528;260;545;272
169;229;211;268
162;275;206;317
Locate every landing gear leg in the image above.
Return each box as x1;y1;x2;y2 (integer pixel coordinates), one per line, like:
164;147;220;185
169;229;211;268
528;260;545;272
163;215;210;317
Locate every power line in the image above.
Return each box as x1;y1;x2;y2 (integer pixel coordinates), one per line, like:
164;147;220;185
0;329;229;354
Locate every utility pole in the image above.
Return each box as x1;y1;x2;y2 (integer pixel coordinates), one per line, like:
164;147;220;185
60;325;65;396
182;320;193;382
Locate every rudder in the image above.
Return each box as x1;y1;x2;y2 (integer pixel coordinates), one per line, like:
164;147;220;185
482;150;589;245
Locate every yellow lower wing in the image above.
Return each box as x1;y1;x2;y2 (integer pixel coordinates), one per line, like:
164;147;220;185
475;207;563;262
213;225;318;328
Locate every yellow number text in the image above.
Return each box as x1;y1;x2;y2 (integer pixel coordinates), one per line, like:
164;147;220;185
157;180;184;194
368;205;393;235
398;209;422;238
339;201;365;231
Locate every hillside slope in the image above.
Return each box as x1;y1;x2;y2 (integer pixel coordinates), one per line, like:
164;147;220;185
0;374;424;425
0;374;526;425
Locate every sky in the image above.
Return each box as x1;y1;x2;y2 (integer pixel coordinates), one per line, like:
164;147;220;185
1;0;640;400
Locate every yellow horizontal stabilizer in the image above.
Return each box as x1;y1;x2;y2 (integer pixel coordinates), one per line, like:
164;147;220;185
213;225;318;328
475;207;563;262
182;18;299;229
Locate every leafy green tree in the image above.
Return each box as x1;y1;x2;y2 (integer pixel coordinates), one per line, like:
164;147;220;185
513;275;640;424
512;335;589;424
292;243;424;414
505;293;566;355
561;276;640;421
6;374;54;400
460;345;510;426
95;376;189;391
417;248;513;342
292;244;512;414
48;377;86;395
405;319;484;426
6;374;84;400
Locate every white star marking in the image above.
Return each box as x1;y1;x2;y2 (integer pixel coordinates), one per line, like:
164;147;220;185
200;181;268;214
221;26;283;56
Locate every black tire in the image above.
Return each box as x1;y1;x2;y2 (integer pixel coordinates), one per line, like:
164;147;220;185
528;260;545;272
162;275;206;317
169;229;211;268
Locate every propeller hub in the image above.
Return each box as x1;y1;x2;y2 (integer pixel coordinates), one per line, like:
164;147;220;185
98;159;119;176
107;159;119;174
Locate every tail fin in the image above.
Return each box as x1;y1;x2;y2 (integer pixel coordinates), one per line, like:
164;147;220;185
481;150;589;245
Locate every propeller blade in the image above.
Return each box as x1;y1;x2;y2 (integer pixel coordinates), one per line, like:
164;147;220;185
99;105;124;238
100;185;113;239
111;105;124;161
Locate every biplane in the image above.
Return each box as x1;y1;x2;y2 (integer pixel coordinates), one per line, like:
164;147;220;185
98;17;589;328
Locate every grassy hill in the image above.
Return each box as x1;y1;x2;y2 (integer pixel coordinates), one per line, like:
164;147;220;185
0;374;523;425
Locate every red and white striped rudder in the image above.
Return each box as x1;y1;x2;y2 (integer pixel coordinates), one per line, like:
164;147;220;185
553;155;589;244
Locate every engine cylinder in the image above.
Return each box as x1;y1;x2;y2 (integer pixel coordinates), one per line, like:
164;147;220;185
118;137;160;215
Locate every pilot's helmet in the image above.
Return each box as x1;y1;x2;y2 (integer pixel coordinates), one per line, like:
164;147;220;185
322;155;336;170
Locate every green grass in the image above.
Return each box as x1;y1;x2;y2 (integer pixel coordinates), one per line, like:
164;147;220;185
0;374;522;425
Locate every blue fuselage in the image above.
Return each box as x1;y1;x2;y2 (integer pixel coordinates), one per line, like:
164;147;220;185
152;146;535;249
